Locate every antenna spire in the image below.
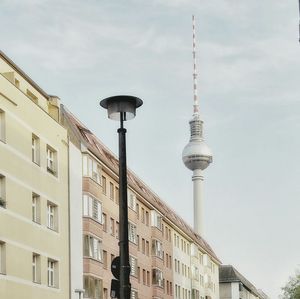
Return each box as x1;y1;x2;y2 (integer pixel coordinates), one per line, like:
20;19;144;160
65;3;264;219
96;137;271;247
192;15;199;115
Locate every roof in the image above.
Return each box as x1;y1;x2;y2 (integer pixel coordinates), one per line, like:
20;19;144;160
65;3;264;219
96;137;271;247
219;265;260;297
62;105;221;264
0;50;50;99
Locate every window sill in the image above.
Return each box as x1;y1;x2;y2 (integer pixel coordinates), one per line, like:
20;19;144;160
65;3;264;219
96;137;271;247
32;161;40;167
47;285;59;289
47;167;57;176
83;216;102;225
47;226;59;233
84;256;103;263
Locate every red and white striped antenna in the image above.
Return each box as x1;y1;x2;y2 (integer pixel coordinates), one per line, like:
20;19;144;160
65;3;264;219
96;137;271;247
192;15;199;115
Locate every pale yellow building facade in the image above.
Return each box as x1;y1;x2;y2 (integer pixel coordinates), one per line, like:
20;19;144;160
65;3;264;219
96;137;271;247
0;51;70;299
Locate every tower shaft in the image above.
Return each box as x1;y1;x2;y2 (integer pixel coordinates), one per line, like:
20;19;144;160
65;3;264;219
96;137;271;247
192;169;204;235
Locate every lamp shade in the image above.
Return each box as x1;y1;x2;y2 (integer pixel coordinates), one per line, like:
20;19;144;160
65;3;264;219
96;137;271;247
100;95;143;121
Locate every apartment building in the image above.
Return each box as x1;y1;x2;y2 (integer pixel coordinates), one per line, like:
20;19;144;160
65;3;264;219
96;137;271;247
219;265;263;299
61;106;221;299
0;51;70;299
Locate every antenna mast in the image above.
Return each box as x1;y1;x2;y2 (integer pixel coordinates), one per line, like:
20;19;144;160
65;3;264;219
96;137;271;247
192;15;199;115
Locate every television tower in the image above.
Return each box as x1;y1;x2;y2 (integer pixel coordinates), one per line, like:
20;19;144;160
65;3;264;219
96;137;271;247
182;15;213;236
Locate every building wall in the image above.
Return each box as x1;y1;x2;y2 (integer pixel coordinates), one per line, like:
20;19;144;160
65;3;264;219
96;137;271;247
219;283;232;299
69;142;83;299
0;57;69;299
173;231;191;299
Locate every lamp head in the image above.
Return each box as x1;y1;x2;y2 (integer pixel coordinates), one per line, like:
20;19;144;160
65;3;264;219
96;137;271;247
100;95;143;121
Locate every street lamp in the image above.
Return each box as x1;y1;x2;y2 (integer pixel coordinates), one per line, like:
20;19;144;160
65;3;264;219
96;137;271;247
100;95;143;299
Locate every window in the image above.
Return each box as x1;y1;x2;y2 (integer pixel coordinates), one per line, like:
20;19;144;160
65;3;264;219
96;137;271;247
14;78;20;88
83;276;102;299
128;222;137;244
32;253;41;283
136;203;139;219
110;218;115;236
109;182;114;200
145;211;149;226
142;269;146;285
102;213;107;231
129;255;138;277
27;89;38;104
82;155;101;184
128;190;136;211
147;271;150;286
46;146;57;175
192;266;199;281
32;134;40;164
0;242;6;274
115;187;119;205
0;110;5;142
47;202;58;231
152;269;163;287
152;239;163;259
141;207;145;223
103;250;107;269
116;221;119;239
83;194;102;223
32;193;40;223
142;238;145;254
103;288;108;299
199;252;203;265
47;259;58;287
0;175;6;208
131;289;138;299
137;267;140;282
146;240;149;256
83;235;102;261
102;176;106;194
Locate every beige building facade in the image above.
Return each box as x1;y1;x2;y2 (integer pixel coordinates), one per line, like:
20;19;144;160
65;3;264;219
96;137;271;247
0;49;221;299
0;51;70;299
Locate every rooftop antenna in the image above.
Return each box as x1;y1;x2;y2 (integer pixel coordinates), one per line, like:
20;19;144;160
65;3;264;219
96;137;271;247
192;15;199;115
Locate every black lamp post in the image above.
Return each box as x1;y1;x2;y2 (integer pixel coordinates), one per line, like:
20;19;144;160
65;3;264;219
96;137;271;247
100;95;143;299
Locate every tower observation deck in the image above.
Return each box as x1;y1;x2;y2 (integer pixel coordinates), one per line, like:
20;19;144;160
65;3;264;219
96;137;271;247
182;15;213;236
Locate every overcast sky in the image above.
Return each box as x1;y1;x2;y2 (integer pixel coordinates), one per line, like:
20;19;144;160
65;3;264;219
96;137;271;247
1;0;300;298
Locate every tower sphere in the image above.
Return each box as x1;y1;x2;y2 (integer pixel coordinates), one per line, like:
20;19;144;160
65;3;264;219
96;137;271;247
182;140;212;171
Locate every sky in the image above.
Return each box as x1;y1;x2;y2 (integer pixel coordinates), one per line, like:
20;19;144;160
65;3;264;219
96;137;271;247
1;0;300;298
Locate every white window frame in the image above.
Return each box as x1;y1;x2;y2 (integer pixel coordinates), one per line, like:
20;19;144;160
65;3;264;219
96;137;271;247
128;190;136;211
47;146;57;175
0;242;6;274
129;255;138;277
47;259;56;287
0;109;6;143
83;194;102;223
152;239;163;259
47;202;58;231
82;155;101;184
84;235;103;262
32;193;40;223
32;253;41;283
151;210;162;230
152;268;163;287
32;134;40;165
128;222;137;244
0;175;6;208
